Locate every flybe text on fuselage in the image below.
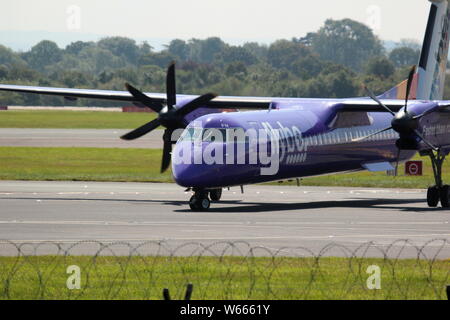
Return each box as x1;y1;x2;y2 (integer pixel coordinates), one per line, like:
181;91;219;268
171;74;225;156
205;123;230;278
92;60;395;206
260;121;308;165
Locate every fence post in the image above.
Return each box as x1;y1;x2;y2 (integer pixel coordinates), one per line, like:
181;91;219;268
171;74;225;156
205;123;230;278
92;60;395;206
162;284;193;300
163;288;171;300
184;284;193;300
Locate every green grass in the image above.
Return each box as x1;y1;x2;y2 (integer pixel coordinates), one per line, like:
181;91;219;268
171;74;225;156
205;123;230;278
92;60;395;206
0;255;448;300
0;146;448;189
284;155;449;189
0;110;157;129
0;147;172;182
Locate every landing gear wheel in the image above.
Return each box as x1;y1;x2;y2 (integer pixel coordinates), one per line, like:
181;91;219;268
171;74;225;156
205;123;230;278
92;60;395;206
209;189;222;201
427;186;439;207
439;185;450;208
189;195;210;211
424;149;448;209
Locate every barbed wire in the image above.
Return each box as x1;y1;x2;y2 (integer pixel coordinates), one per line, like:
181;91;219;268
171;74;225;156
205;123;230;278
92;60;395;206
0;239;448;300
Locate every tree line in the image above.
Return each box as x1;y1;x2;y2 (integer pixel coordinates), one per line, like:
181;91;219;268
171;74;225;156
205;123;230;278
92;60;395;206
0;18;443;107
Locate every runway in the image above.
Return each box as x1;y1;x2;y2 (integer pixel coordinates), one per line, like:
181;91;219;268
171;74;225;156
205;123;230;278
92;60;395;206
0;128;163;149
0;181;449;258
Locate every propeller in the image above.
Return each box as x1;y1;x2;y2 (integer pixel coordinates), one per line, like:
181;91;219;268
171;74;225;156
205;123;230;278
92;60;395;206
354;65;438;152
121;62;217;172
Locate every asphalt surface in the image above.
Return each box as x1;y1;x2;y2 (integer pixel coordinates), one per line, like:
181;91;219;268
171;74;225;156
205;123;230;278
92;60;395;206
0;181;449;258
0;128;163;149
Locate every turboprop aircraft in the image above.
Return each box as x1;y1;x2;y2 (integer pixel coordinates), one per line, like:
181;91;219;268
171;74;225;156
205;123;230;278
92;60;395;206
1;0;450;211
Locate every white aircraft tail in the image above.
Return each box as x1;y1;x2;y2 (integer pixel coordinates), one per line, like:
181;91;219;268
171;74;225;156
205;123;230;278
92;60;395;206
380;0;450;101
417;0;450;100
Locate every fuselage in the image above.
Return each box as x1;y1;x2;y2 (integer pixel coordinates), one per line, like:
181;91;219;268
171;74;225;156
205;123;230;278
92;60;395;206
172;98;450;189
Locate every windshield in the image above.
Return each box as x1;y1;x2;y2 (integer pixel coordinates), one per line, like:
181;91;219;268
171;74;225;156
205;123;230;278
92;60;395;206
179;127;246;143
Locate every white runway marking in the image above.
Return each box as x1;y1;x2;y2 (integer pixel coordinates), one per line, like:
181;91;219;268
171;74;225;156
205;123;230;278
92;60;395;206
0;181;449;257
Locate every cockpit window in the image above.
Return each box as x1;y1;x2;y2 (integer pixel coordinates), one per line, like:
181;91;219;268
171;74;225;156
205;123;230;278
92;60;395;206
179;127;246;143
179;127;201;142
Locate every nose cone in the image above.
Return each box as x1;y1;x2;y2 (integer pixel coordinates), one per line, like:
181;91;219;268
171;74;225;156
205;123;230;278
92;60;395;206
173;163;206;187
172;142;220;188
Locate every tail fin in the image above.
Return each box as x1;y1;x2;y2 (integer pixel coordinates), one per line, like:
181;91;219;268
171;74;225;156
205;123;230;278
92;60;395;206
380;0;450;101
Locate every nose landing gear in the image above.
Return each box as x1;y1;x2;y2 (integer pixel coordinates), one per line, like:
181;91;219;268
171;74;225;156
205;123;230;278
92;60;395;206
189;191;210;211
188;188;223;211
422;149;449;208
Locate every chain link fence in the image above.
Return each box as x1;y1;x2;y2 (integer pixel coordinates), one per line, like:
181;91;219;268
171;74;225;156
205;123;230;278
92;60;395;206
0;239;449;300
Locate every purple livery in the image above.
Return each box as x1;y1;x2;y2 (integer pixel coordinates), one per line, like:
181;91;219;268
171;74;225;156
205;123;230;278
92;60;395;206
1;0;450;211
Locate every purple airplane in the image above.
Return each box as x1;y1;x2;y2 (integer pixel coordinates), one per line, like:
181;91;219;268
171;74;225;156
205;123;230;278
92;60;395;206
1;0;450;211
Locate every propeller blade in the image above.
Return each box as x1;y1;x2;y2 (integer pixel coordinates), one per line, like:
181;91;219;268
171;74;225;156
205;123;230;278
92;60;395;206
120;118;161;140
161;130;173;173
166;62;176;109
352;126;392;142
125;83;163;113
395;148;401;177
414;129;438;151
404;65;416;113
176;93;218;117
364;85;396;116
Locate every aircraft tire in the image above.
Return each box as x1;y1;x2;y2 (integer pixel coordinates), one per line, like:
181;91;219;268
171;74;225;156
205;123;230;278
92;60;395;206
189;195;210;211
439;185;450;208
427;186;440;207
209;189;222;201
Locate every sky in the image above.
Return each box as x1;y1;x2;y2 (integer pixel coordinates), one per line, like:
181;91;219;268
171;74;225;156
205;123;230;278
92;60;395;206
0;0;431;49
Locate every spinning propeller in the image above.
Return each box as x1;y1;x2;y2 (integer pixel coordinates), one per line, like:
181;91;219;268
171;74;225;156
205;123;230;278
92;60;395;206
121;62;217;173
355;66;438;147
354;65;438;174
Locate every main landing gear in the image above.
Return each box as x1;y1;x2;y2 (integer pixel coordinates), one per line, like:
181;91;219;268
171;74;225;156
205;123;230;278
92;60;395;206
422;149;450;208
189;188;223;211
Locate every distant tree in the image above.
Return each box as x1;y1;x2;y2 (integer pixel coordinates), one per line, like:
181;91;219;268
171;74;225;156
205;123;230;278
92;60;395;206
267;40;311;70
7;64;39;81
291;54;325;79
0;65;8;79
78;46;127;73
65;41;94;55
389;47;420;68
398;39;421;51
359;74;397;96
242;42;268;60
98;37;140;64
312;19;384;71
365;56;395;79
166;39;190;61
225;61;248;78
188;37;227;63
214;46;258;65
0;45;26;66
293;32;317;47
23;40;62;72
97;70;114;84
139;51;176;68
56;70;91;88
307;68;358;98
139;41;153;56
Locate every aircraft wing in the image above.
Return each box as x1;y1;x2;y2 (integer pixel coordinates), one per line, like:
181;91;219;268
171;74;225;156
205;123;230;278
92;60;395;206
0;84;271;109
1;83;450;112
